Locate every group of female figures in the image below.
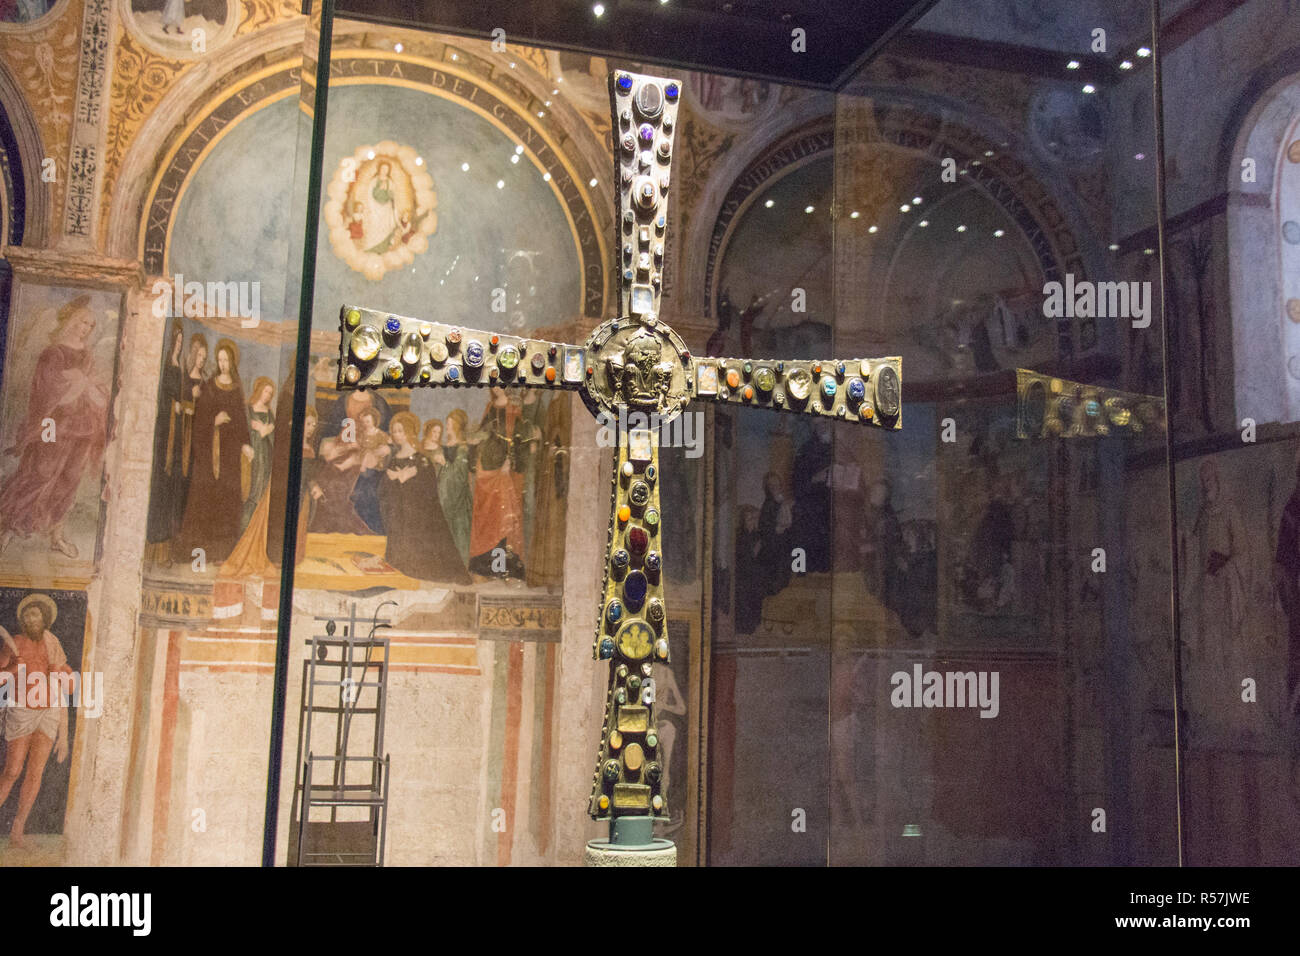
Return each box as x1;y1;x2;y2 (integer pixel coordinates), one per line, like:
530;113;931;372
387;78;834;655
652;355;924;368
145;330;569;587
145;325;276;568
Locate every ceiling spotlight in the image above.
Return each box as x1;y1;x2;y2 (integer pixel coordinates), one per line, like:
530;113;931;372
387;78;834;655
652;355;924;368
868;225;878;234
918;220;929;227
461;162;470;171
983;150;993;157
414;157;423;166
543;172;551;182
764;199;775;208
537;111;545;117
849;210;860;219
394;43;403;53
993;229;1005;237
956;224;967;232
515;145;525;154
1066;59;1081;70
367;150;375;159
912;196;923;204
1108;243;1119;251
1119;60;1133;70
593;3;605;16
496;180;505;189
1136;46;1151;57
510;154;520;164
590;177;599;187
1144;248;1155;255
899;203;911;212
804;205;814;214
1134;152;1146;160
1081;84;1096;94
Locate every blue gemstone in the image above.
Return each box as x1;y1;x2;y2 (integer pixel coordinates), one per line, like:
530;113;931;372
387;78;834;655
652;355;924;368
1086;400;1100;416
656;214;666;230
837;362;845;377
645;465;657;482
821;378;837;399
385;317;401;335
465;342;485;367
606;600;623;623
639;123;655;143
617;74;633;92
612;548;629;570
599;637;615;659
624;571;648;611
446;366;460;382
646;552;661;572
847;378;866;402
665;83;679;100
776;361;785;373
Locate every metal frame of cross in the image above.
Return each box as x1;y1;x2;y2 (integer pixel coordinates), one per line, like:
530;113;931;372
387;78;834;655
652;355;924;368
335;70;902;850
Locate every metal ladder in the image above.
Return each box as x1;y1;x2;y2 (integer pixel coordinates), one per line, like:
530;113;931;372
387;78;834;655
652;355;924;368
288;603;391;866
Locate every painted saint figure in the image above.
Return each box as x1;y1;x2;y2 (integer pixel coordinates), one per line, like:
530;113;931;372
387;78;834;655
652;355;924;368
437;409;473;567
0;295;110;559
378;413;470;583
161;0;186;35
146;322;187;560
0;594;72;847
241;377;276;532
468;389;527;577
173;339;252;565
349;407;390;533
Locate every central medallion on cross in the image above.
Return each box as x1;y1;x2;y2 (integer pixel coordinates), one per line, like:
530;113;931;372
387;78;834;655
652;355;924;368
335;70;902;845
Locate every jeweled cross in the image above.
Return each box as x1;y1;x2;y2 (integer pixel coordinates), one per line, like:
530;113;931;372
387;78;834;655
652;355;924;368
335;70;902;848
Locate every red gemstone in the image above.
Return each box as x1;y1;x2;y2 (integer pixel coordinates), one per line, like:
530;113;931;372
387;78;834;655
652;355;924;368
627;526;649;554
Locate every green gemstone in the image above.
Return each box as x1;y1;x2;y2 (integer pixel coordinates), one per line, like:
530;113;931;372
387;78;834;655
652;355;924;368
497;346;519;370
644;509;659;528
646;732;658;748
754;366;776;392
345;308;361;328
743;361;752;376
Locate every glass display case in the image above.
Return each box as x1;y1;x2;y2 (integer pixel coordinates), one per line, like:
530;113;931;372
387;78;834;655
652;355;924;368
0;0;1297;869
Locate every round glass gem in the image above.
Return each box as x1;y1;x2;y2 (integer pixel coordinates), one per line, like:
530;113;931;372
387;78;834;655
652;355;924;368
628;525;649;554
1085;399;1100;417
641;663;653;677
344;365;361;384
821;377;837;399
624;570;648;611
638;123;655;143
622;461;634;478
617;73;633;93
345;308;361;328
665;82;679;100
657;139;671;159
385;361;403;382
646;465;657;482
646;732;658;749
623;743;645;772
754;366;776;392
644;508;659;529
627;675;642;696
647;762;662;784
384;316;401;336
531;352;546;372
725;368;741;389
606;600;623;624
836;362;846;378
786;367;812;401
860;359;871;377
647;598;664;623
419;366;432;381
428;341;449;364
617;664;628;679
419;322;432;337
464;341;485;368
603;759;620;782
618;505;631;523
446;328;462;345
847;378;866;402
610;731;623;751
629;480;650;506
612;549;630;570
598;795;610;811
654;638;669;660
635;82;663;117
349;325;382;362
446;366;461;382
616;688;626;704
400;332;422;365
646;551;661;572
598;637;615;659
497;345;519;370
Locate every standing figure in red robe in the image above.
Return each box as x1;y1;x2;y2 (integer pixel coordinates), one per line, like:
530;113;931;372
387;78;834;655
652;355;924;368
468;388;530;578
0;295;110;559
173;338;252;565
